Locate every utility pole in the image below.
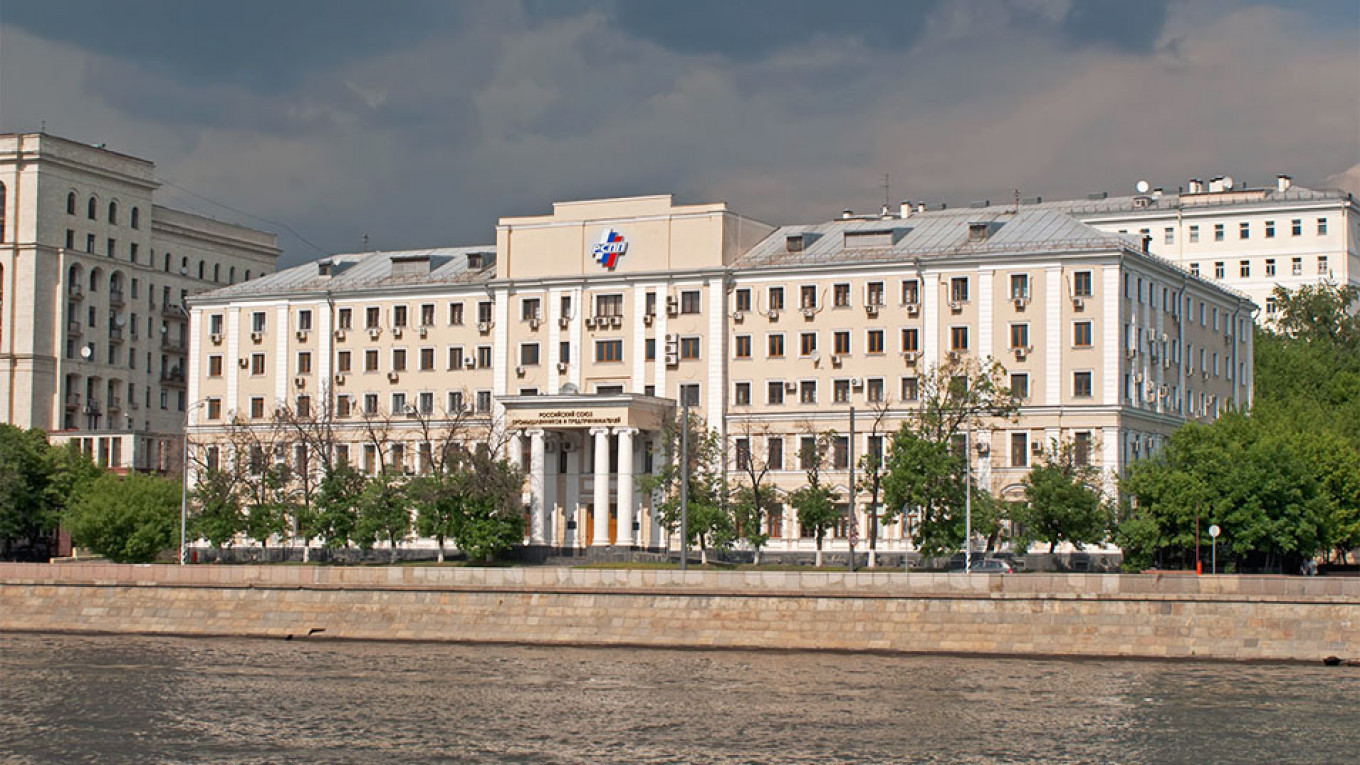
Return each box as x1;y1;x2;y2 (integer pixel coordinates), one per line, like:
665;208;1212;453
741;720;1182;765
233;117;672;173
847;406;856;572
679;399;689;572
964;422;972;574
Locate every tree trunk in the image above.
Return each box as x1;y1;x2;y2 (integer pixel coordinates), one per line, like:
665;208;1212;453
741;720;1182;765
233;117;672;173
753;548;762;566
868;549;877;568
390;537;399;564
302;544;311;563
815;536;823;568
700;545;708;566
436;540;445;564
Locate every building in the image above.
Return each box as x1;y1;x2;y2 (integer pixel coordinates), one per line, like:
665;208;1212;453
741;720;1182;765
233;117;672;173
1024;175;1359;321
188;194;1252;557
0;133;280;472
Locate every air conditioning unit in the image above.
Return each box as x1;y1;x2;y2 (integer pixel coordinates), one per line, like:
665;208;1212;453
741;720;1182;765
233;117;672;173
1031;442;1044;455
238;358;249;369
529;318;540;330
210;333;222;345
334;374;346;385
584;317;597;329
334;329;346;341
830;355;842;366
515;366;526;377
418;326;428;338
250;331;263;343
1134;372;1144;384
368;328;382;340
464;358;476;369
732;311;745;323
849;378;864;390
1126;348;1137;360
1013;297;1029;310
387;371;400;383
392;327;403;339
476;322;491;333
665;295;679;316
801;307;816;319
296;330;308;342
784;381;797;392
1013;347;1028;360
901;351;919;364
768;309;780;321
664;353;679;366
403;405;416;416
642;314;654;327
1146;382;1158;397
557;361;569;373
865;304;878;316
558;316;571;329
1072;297;1085;311
948;351;962;362
809;351;820;363
948;301;962;313
906;303;919;317
609;315;622;328
294;376;306;389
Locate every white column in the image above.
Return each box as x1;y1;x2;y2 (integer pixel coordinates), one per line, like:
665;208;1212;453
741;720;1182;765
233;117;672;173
591;426;611;547
543;435;558;546
614;427;637;547
507;430;523;468
528;428;546;545
648;435;663;549
564;441;581;549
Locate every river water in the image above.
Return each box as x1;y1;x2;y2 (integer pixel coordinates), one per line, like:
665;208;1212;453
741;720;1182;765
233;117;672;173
0;634;1355;764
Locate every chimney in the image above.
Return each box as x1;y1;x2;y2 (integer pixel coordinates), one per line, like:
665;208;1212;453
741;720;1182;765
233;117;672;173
917;202;927;213
841;209;854;220
1276;174;1292;193
1187;178;1203;194
1142;235;1152;253
880;204;892;219
317;259;334;277
899;201;912;219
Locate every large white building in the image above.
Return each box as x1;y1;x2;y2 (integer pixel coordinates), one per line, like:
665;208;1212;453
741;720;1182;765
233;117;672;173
188;194;1252;557
0;133;280;472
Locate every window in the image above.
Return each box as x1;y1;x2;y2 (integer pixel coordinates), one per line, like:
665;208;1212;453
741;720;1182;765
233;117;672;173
680;337;700;360
249;314;266;335
679;384;700;406
1163;227;1174;245
1266;297;1278;315
1010;323;1029;349
734;289;751;313
365;349;379;372
735;438;751;471
1265;220;1275;238
1292;257;1303;275
799;285;817;309
1190;263;1200;277
833;331;850;355
206;398;222;420
66;230;74;249
594;294;623;318
477;301;493;324
392;305;408;328
799;437;818;471
129;243;139;263
1010;373;1029;400
521;298;541;322
901;279;919;304
447;391;464;413
445;346;463;369
208;356;223;377
1213;223;1224;241
1265;259;1276;276
680;290;701;314
866;281;884;306
645;339;655;361
866;378;884;403
87;196;97;220
476;391;492;413
767;381;785;405
365;307;380;329
250;397;265;419
1240;261;1250;278
295;396;311;418
1214;262;1225;279
734;382;751;406
833;283;851;307
67;191;76;215
1318;256;1329;274
799;380;817;404
363;394;379;415
1239;222;1249;239
950;277;969;303
950;326;969;351
448;302;464;325
420;347;435;370
420;304;435;327
338;308;353;330
596;339;623;362
1073;432;1092;466
901;377;920;401
768;438;784;470
1009;274;1029;299
735;335;752;359
1073;321;1092;348
799;332;817;357
768;334;785;358
130;207;139;229
1073;371;1093;398
768;287;784;311
250;353;265;375
477;346;492;367
831;436;849;469
1011;432;1029;468
418;391;434;415
866;329;884;354
297;352;312;374
900;328;919;353
1291;219;1302;236
337;351;352;373
520;343;540;366
1317;217;1328;235
834;379;851;404
1188;225;1199;243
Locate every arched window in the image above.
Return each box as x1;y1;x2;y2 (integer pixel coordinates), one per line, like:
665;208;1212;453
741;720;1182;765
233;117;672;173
87;196;97;220
89;267;102;293
109;271;122;293
163;252;171;272
213;264;220;282
181;256;189;274
229;266;236;284
198;261;205;280
130;207;140;229
244;270;252;281
68;264;82;286
67;191;77;215
108;200;118;225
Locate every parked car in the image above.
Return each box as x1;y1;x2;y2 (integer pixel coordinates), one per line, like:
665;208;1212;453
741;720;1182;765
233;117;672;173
948;558;1014;574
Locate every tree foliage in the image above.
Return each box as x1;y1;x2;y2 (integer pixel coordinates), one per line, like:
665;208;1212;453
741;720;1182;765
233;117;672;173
0;431;102;559
641;411;732;563
1013;440;1111;553
63;473;181;563
789;431;839;566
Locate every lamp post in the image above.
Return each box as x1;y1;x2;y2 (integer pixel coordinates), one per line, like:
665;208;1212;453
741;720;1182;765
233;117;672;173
964;421;972;574
180;400;206;565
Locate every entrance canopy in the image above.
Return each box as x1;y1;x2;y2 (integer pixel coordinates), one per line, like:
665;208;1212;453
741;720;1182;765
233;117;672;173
499;393;675;433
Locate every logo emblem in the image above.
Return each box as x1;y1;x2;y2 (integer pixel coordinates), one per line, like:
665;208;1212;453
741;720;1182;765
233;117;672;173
592;228;628;270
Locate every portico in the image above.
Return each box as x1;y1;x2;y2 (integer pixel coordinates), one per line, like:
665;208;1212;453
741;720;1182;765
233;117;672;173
500;393;674;552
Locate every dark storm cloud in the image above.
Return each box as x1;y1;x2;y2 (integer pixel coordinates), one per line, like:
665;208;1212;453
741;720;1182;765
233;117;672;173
1060;0;1171;54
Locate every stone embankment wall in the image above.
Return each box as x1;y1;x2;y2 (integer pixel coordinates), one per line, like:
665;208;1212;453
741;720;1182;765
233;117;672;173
1;563;1355;662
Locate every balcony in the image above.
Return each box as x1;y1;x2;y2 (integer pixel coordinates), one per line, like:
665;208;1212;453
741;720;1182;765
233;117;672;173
68;284;84;301
161;303;187;321
161;335;187;354
65;393;81;410
108;290;125;308
83;399;102;415
160;368;186;388
67;320;82;337
107;396;123;412
108;326;124;344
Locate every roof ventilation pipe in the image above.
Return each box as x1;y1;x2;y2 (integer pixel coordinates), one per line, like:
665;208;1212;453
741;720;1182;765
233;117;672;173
1276;174;1292;193
899;201;912;219
1187;178;1203;194
841;209;854;220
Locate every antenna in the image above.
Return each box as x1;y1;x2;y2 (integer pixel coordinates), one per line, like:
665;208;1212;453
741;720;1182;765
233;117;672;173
882;174;890;209
362;234;370;251
1136;179;1151;194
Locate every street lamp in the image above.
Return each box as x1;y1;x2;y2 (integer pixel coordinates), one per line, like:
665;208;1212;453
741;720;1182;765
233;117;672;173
180;400;207;565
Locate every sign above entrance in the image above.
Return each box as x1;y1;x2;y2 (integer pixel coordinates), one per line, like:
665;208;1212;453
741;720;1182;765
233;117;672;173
591;228;628;270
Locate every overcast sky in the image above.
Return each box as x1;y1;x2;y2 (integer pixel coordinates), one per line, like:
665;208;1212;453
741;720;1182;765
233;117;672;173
2;0;1356;266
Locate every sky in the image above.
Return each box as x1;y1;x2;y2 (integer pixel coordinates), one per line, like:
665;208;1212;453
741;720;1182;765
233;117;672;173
1;0;1357;266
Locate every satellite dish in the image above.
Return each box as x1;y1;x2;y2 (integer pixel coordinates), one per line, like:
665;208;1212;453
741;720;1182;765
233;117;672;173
560;383;580;395
1135;180;1150;194
115;316;126;327
80;344;93;359
1222;175;1234;190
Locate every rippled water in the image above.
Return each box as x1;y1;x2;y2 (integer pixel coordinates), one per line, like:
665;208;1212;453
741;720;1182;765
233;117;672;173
1;634;1356;764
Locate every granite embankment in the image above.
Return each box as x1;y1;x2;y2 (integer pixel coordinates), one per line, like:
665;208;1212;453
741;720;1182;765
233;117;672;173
1;563;1355;662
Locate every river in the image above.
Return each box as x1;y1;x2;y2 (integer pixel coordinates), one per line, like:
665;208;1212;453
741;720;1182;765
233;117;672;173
0;634;1355;764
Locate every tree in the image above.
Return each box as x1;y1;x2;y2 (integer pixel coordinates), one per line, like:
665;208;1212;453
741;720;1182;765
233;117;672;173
1013;439;1112;553
316;462;366;551
0;426;59;558
355;470;410;562
191;467;245;549
64;473;181;563
789;430;839;567
856;397;894;567
641;410;732;565
244;462;294;557
449;446;526;563
729;421;776;564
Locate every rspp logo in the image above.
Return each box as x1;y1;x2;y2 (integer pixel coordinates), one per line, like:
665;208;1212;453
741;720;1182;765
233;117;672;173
592;228;628;270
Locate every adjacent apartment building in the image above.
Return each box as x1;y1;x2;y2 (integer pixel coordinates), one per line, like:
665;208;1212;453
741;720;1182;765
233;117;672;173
188;194;1251;556
0;133;280;472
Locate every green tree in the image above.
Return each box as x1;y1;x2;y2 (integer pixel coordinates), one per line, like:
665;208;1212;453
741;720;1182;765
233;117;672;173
244;463;293;557
410;473;459;563
729;422;776;564
1013;439;1111;553
191;467;245;549
449;446;526;563
64;473;181;563
355;471;410;562
789;431;839;567
316;462;367;551
0;426;59;558
640;411;731;565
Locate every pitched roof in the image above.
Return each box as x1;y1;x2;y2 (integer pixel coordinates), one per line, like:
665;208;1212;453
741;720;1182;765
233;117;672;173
194;246;495;302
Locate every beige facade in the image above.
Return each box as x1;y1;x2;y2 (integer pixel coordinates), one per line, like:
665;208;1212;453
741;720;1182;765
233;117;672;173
188;194;1251;556
0;133;280;470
